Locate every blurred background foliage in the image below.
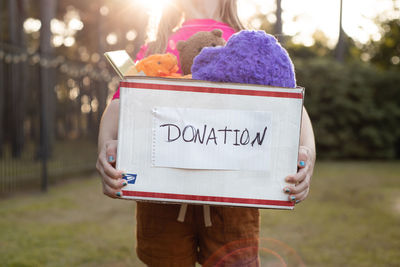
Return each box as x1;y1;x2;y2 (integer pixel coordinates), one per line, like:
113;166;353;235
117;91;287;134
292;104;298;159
285;16;400;159
0;0;399;194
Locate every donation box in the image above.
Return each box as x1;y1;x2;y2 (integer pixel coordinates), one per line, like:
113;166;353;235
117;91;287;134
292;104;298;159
116;76;304;209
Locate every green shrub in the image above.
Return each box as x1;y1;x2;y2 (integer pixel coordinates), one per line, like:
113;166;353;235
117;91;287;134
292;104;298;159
295;58;400;159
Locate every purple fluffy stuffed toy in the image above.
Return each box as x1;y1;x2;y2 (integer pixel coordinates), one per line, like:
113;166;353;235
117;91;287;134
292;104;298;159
191;30;296;88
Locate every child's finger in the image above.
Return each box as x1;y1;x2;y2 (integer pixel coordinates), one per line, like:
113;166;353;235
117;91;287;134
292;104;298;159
298;146;312;167
105;142;117;165
102;180;123;198
103;174;126;190
96;163;123;188
283;175;310;195
98;146;122;179
298;160;306;169
285;165;308;184
288;187;309;203
102;157;123;179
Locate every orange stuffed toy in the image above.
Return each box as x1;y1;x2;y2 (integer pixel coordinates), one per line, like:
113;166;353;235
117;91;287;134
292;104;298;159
124;53;181;77
124;53;193;78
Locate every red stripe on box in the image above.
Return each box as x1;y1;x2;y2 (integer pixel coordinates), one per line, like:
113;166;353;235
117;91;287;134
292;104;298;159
120;81;303;99
121;190;294;207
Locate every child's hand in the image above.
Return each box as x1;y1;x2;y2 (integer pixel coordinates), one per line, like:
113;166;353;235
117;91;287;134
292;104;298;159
96;140;126;198
283;146;315;204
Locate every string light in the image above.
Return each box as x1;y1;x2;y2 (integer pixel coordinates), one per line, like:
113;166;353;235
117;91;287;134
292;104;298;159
99;5;110;16
106;33;118;45
1;6;116;89
20;54;28;62
27;47;36;55
91;53;100;63
40;58;49;67
60;63;68;73
0;46;114;83
91;98;99;112
5;54;12;63
23;18;42;33
126;30;137;41
13;55;20;64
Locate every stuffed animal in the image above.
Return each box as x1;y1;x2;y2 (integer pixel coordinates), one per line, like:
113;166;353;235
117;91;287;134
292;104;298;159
125;53;181;77
177;29;226;75
191;30;296;88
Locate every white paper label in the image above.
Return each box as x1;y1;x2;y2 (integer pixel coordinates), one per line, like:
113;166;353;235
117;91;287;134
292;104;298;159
152;107;272;171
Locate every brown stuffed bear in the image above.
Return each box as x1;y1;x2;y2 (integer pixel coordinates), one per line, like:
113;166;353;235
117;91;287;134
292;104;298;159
177;29;226;75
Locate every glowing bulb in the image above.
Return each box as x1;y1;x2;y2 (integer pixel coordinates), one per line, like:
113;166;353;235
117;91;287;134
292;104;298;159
23;18;42;33
91;98;99;112
69;87;80;100
81;103;91;114
52;35;64;47
100;6;109;16
106;33;118;45
64;36;75;47
126;30;137;41
391;56;400;65
51;19;66;35
251;18;262;29
91;53;100;63
67;78;76;87
68;18;84;31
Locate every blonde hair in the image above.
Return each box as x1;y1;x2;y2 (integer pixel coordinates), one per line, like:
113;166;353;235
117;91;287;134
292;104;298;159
146;0;245;56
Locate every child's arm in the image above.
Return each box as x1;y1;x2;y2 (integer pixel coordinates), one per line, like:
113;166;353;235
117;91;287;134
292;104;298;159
283;107;316;203
96;100;125;198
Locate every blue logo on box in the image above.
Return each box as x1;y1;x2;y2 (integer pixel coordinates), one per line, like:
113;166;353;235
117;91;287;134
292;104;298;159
123;173;137;184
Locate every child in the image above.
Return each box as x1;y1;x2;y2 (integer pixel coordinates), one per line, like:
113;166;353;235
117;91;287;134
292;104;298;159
96;0;316;266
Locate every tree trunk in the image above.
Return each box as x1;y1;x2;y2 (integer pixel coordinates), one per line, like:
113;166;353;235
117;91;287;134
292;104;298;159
95;8;107;139
8;0;26;158
39;0;57;157
0;1;6;156
39;0;57;191
19;0;29;152
274;0;284;44
0;54;4;157
335;0;346;62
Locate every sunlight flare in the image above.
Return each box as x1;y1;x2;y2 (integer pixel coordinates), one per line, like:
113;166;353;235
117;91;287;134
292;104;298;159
133;0;171;41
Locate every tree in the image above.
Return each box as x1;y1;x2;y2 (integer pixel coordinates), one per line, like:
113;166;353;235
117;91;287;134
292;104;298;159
286;30;333;59
369;19;400;70
367;18;400;156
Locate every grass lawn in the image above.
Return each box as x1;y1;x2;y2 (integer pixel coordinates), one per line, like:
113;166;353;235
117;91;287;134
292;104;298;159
0;161;399;266
0;140;97;195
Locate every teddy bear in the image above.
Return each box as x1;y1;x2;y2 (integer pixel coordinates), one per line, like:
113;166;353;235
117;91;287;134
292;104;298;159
191;30;296;88
177;29;226;75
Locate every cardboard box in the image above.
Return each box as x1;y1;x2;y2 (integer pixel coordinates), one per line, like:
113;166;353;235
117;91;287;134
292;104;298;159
116;76;304;209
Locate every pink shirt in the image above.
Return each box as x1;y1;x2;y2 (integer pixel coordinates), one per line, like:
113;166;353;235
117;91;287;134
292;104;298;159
112;19;236;99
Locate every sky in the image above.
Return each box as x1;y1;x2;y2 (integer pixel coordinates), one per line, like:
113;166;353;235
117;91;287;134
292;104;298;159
22;0;399;49
136;0;400;48
237;0;400;47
